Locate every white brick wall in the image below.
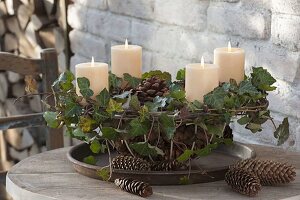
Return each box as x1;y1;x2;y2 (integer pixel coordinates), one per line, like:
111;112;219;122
68;0;300;151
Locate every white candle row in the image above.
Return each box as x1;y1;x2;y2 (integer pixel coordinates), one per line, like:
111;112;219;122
75;41;245;103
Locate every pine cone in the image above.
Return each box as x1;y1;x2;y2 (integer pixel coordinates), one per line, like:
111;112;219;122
114;178;153;197
151;160;187;171
112;155;150;171
225;167;262;197
232;159;296;185
136;76;169;103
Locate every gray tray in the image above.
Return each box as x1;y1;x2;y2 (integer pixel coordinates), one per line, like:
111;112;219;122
67;142;255;185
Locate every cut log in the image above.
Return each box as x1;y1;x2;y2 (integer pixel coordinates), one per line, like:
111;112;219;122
12;83;25;97
43;0;57;17
19;36;39;58
31;14;55;30
4;33;18;52
5;0;21;15
17;4;33;30
5;128;34;152
20;0;30;5
0;19;6;37
5;16;21;36
7;71;21;83
39;27;55;48
0;74;8;103
0;2;7;16
25;22;39;47
53;27;64;52
31;0;46;16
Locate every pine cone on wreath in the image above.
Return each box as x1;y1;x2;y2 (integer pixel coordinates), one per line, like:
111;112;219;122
136;76;169;103
232;159;296;185
115;178;153;197
112;155;151;171
225;167;262;197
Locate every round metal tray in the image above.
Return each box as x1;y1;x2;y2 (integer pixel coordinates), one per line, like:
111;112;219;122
67;142;255;185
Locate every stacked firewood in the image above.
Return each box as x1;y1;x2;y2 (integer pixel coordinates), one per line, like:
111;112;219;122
0;0;67;71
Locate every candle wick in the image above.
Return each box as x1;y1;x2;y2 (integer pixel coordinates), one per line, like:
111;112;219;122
125;39;129;49
201;56;205;68
228;41;232;52
91;56;95;67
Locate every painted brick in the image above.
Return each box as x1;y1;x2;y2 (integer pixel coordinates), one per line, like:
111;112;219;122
272;0;300;15
108;0;154;20
207;5;271;39
155;0;208;30
86;9;131;41
131;20;158;50
142;50;153;72
69;30;107;61
74;0;107;10
241;0;270;10
67;4;87;30
272;14;300;52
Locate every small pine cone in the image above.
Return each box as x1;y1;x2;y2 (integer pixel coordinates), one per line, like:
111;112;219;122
151;160;186;171
112;155;150;171
114;178;153;197
233;159;296;185
136;76;169;103
225;167;262;197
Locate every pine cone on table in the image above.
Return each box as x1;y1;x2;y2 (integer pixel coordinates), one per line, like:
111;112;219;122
114;178;153;197
225;167;262;197
232;159;296;185
112;155;150;171
136;76;169;103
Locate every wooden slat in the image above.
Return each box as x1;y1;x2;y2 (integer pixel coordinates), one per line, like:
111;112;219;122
0;113;45;130
0;52;42;75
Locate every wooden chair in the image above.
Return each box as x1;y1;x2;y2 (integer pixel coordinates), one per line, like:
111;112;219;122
0;48;64;151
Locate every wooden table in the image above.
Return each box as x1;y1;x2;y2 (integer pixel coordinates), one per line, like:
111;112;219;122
6;144;300;200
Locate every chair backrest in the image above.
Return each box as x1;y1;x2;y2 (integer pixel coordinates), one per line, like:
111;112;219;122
0;48;63;150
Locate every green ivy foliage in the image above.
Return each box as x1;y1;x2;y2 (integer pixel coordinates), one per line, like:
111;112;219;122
44;67;289;165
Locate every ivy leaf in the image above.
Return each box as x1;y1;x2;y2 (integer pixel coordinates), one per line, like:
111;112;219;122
204;87;227;110
138;105;150;122
96;88;110;107
176;68;186;81
177;149;194;162
153;96;168;109
246;123;262;133
90;140;101;154
93;110;109;123
158;113;176;140
109;72;122;89
238;80;259;95
142;70;172;82
97;167;110;181
123;73;142;88
83;155;96;165
129;94;141;111
129;118;150;137
194;143;219;157
274;117;289;145
106;99;124;114
43;111;59;128
207;124;224;137
251;67;276;91
65;101;82;117
52;71;75;92
77;77;94;98
130;142;164;157
170;90;186;101
237;116;251;125
101;127;119;140
79;116;96;133
73;127;85;137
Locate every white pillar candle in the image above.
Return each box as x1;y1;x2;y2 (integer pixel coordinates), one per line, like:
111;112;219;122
76;57;109;99
111;39;142;78
214;42;245;84
185;57;219;103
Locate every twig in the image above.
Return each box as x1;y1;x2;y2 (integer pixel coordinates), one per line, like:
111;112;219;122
14;92;51;104
270;118;277;130
169;140;174;160
124;140;135;157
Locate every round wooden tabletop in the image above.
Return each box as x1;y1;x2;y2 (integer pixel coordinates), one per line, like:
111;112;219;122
6;144;300;200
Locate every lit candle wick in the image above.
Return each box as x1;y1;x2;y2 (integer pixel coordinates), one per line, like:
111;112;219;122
228;41;232;52
125;39;128;49
91;56;94;67
201;56;205;68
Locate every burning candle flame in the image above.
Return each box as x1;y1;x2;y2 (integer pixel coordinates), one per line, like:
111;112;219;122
201;56;204;68
228;41;232;52
125;39;128;49
91;56;94;67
